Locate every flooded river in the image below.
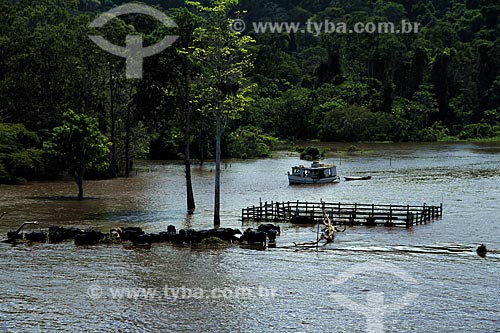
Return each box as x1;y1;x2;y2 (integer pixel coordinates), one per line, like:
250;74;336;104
1;142;499;332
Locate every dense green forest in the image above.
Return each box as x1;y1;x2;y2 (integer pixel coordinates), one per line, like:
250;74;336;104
1;0;499;183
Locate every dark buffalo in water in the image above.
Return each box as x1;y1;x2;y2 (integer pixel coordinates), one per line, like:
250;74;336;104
184;228;242;244
117;227;145;242
241;228;267;246
48;226;83;243
257;224;281;235
6;231;23;241
210;228;242;243
25;231;47;243
4;223;273;248
266;229;278;242
74;230;104;245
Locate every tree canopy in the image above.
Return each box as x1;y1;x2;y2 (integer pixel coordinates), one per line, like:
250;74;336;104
44;109;111;199
1;0;499;184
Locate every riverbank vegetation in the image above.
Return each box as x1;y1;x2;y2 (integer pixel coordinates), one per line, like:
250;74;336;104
1;0;499;184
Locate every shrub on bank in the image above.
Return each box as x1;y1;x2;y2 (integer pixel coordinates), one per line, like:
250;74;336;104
457;123;500;139
299;146;322;160
226;126;278;158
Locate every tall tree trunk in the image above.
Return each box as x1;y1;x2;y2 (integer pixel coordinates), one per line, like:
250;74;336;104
182;67;196;213
109;64;117;177
199;126;206;166
125;86;133;177
214;111;221;228
125;104;131;177
185;97;195;213
185;158;195;213
77;175;84;200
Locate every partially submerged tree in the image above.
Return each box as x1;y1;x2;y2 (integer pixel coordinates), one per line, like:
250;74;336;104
45;110;111;199
147;7;203;214
189;0;255;227
173;8;204;214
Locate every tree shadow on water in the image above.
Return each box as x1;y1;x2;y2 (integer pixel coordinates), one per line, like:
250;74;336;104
28;196;99;201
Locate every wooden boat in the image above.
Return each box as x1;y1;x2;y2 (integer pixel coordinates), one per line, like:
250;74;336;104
344;176;372;181
288;162;340;185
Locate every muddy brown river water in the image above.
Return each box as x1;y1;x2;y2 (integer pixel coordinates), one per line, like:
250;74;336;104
1;142;499;332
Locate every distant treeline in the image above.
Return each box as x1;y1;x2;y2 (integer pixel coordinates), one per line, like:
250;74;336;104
0;0;499;183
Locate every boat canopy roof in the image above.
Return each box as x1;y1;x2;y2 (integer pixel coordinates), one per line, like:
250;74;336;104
292;162;336;170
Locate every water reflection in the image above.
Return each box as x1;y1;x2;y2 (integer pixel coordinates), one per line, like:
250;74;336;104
183;213;194;230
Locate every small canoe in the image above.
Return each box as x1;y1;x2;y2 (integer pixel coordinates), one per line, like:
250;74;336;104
344;176;372;181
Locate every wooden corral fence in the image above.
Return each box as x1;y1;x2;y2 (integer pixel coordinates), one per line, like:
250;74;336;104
242;200;443;228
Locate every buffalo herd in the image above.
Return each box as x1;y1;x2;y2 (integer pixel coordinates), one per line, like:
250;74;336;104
4;223;282;247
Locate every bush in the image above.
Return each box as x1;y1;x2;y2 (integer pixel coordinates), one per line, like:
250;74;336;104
347;145;360;152
417;122;450;141
299;146;322;160
457;123;498;139
0;123;43;183
226;126;278;158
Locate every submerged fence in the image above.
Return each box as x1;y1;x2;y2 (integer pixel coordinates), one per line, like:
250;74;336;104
242;200;443;228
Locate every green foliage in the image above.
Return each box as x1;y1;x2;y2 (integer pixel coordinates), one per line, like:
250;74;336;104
45;110;111;175
44;110;111;197
2;0;500;185
268;87;314;140
189;0;255;118
238;0;499;142
319;105;396;142
0;123;43;183
187;0;256;225
347;145;360;153
299;146;322;160
131;122;152;160
417;122;450;141
457;123;500;140
149;127;182;160
226;126;278;159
